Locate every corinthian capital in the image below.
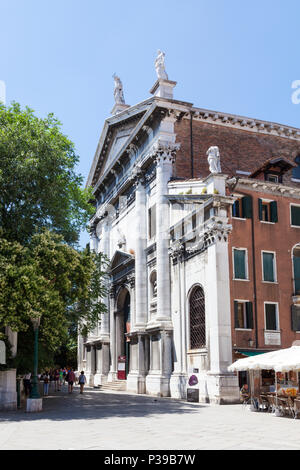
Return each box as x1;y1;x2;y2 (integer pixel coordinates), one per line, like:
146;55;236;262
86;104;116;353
150;140;181;165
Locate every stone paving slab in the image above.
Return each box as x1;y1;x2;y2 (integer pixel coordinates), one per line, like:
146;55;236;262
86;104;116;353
0;384;300;450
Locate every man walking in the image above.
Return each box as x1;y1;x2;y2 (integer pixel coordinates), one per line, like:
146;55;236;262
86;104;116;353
78;371;87;394
67;368;76;394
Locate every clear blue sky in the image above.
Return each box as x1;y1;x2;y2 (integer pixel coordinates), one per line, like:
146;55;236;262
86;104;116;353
1;0;300;246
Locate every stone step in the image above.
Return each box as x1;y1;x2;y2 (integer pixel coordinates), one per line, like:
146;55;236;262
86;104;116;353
99;381;127;391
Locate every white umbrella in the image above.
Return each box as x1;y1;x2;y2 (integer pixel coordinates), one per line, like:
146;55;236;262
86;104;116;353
229;346;300;416
228;346;300;373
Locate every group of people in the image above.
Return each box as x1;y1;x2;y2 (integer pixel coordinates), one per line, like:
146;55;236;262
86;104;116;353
23;368;87;397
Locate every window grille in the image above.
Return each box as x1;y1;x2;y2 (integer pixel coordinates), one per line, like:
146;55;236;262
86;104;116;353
189;286;206;349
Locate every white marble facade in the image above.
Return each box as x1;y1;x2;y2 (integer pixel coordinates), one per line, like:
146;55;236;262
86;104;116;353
78;76;240;404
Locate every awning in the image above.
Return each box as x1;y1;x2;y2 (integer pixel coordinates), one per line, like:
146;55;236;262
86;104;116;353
236;350;267;357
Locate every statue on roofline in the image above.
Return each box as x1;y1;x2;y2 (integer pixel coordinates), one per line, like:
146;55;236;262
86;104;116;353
155;50;168;80
207;146;222;174
113;73;125;105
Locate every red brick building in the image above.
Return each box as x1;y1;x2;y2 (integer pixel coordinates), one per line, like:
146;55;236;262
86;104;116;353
173;110;300;360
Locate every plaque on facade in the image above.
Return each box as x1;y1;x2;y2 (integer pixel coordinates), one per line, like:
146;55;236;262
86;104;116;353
187;388;199;403
0;340;6;364
264;331;281;346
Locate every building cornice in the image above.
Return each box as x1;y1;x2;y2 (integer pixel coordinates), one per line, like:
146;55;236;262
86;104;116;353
234;177;300;199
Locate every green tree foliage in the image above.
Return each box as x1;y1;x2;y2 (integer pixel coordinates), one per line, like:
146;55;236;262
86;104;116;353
0;102;94;245
0;231;108;358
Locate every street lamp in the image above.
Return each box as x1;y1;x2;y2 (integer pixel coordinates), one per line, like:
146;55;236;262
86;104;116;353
29;316;41;399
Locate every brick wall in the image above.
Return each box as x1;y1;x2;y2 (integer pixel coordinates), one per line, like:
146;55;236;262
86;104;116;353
174;118;300;182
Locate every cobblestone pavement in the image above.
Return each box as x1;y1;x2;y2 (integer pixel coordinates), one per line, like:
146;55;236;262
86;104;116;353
0;385;300;450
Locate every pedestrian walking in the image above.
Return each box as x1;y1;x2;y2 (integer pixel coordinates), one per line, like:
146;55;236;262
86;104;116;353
78;371;87;394
23;372;32;397
59;368;63;388
54;369;60;391
67;368;76;394
63;367;67;385
43;372;50;396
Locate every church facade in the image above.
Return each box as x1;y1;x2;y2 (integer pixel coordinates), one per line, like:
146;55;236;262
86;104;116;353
78;54;300;403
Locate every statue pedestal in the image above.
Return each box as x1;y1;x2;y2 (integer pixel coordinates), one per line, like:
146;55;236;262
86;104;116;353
111;103;131;115
150;79;177;99
26;398;43;412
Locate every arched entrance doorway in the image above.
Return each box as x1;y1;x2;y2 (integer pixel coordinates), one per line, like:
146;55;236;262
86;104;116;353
116;288;131;380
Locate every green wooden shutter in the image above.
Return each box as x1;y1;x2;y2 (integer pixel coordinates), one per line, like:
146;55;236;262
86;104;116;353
242;196;253;219
263;252;275;282
294;256;300;294
246;302;254;329
291;305;299;331
234;249;246;279
291;206;300;227
270;201;278;223
234;301;239;328
258;199;263;221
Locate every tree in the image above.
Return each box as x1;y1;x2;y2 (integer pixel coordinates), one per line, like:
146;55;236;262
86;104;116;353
0;102;94;246
0;231;108;368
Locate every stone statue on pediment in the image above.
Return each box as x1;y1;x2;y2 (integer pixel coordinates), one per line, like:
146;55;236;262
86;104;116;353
113;74;125;105
207;146;222;174
155;50;168;80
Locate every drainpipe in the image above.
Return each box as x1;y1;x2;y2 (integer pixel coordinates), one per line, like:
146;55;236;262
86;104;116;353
190;112;194;178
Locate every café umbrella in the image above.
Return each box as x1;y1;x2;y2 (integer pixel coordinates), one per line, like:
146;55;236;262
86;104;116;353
228;345;300;416
228;346;300;373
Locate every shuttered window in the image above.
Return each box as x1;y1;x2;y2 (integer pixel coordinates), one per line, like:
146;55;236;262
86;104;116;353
262;252;275;282
258;199;278;223
233;249;247;280
234;301;254;329
293;252;300;294
265;304;278;331
291;305;300;332
291;205;300;227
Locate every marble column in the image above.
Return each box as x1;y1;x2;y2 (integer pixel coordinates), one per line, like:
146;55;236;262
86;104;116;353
153;143;179;324
205;223;240;404
146;141;180;397
108;292;117;382
134;172;147;328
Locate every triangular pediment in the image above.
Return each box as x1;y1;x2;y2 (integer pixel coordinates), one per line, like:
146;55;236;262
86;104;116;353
109;250;134;273
87;98;156;188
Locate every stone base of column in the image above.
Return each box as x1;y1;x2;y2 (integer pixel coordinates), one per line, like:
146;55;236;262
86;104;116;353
145;373;170;397
107;371;118;383
170;373;187;399
26;398;43;412
86;372;95;387
127;373;146;394
206;373;240;405
93;373;108;387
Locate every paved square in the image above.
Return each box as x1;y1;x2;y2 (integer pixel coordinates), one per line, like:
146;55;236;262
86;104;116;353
0;385;300;450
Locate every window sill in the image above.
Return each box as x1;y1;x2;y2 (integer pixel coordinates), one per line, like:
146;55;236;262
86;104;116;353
232;217;247;221
291;225;300;229
233;278;250;282
260;221;276;225
187;349;207;355
262;281;278;285
235;328;253;332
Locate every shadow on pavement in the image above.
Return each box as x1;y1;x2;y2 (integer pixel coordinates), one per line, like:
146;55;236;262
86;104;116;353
0;386;204;423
